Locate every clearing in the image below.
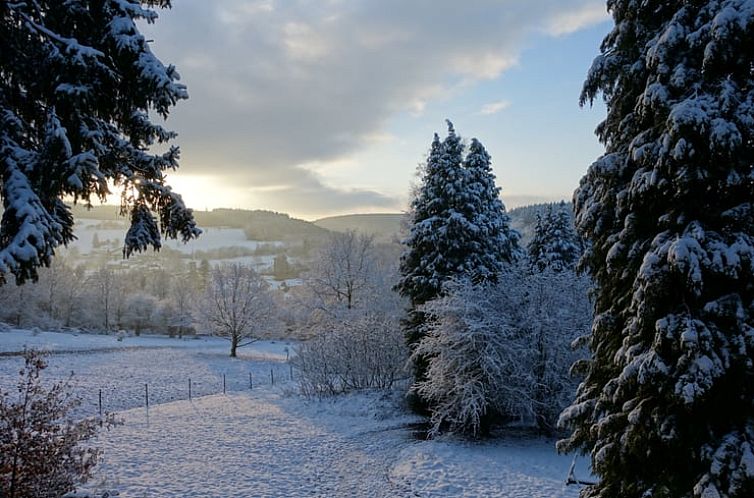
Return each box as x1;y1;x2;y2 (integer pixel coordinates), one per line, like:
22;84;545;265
1;329;588;497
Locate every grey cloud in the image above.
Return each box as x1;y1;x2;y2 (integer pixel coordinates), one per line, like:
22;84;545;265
250;184;398;216
145;0;605;213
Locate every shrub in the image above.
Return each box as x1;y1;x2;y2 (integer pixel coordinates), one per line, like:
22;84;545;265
293;313;408;397
0;350;113;498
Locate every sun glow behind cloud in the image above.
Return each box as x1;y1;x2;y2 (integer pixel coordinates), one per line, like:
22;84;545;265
140;0;610;218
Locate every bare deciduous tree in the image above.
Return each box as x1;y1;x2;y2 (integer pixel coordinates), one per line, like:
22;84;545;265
88;267;119;331
308;230;375;312
200;264;277;357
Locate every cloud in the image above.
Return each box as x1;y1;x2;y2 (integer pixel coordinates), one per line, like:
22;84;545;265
546;1;609;37
244;165;398;215
143;0;608;215
479;100;511;115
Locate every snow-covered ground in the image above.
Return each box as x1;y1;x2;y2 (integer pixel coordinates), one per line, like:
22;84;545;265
69;220;283;256
0;329;294;417
1;329;589;497
0;327;289;358
392;435;586;497
85;391;585;498
0;327;210;353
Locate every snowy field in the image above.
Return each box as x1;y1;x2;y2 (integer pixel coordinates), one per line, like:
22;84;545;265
0;328;289;358
0;329;293;417
1;329;588;497
85;392;585;498
70;220;283;256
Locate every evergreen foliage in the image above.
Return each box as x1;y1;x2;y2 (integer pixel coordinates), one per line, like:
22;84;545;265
0;1;200;284
558;2;754;497
527;202;581;272
396;120;520;408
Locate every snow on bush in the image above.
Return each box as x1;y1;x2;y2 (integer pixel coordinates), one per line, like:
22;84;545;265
416;267;591;437
293;312;408;397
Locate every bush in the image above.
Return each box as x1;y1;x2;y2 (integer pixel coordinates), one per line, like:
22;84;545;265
293;313;408;397
0;350;113;498
416;267;592;438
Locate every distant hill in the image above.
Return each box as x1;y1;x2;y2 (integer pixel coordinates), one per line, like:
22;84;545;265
194;209;329;242
312;204;573;246
52;202;574;247
70;204;125;221
314;213;406;241
69;205;329;243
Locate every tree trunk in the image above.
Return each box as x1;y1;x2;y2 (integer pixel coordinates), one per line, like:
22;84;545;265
230;336;238;357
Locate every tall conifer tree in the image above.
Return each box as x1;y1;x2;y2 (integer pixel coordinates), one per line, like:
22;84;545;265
559;2;754;497
462;137;520;279
397;121;519;409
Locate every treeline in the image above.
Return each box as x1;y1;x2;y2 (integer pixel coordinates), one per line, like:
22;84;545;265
0;258;208;336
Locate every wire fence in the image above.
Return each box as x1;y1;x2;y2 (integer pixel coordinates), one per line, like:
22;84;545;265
82;363;297;418
0;346;299;418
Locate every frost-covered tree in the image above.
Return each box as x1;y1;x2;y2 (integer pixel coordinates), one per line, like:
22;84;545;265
558;2;754;497
88;266;122;331
396;121;520;404
528;202;581;272
200;264;277;357
307;230;376;312
417;267;590;438
162;273;196;337
525;268;591;434
0;1;200;285
415;276;531;438
294;238;407;395
122;292;157;335
0;276;38;326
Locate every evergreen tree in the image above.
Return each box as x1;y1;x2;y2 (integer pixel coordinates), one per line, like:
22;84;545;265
559;2;754;498
547;201;580;271
527;208;551;272
0;1;200;285
528;202;580;272
462;137;520;278
397;121;519;409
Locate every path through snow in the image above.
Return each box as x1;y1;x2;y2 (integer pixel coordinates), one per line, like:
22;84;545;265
90;391;583;498
92;392;417;497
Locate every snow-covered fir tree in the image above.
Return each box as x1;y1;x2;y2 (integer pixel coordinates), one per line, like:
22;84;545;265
462;137;521;277
0;1;200;284
396;121;520;408
558;2;754;498
527;210;548;271
527;202;581;272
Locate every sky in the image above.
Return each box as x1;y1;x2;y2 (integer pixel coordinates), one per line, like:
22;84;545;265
140;0;613;220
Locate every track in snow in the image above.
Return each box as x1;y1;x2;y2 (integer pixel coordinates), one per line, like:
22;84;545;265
92;392;417;497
